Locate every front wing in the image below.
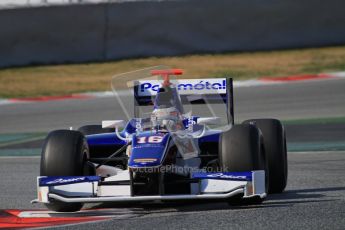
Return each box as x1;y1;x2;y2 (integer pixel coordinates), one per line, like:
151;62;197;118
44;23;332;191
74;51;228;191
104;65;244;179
32;170;266;204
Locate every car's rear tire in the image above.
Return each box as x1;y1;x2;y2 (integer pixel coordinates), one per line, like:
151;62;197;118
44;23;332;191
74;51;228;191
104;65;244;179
78;125;114;136
243;119;287;193
219;124;268;205
40;130;92;212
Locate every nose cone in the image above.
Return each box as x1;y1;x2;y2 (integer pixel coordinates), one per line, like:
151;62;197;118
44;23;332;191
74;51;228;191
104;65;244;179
128;132;170;168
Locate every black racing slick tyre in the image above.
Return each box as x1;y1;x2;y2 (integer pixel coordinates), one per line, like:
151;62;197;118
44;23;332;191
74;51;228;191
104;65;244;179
219;124;268;205
40;130;91;212
243;119;287;193
78;125;114;136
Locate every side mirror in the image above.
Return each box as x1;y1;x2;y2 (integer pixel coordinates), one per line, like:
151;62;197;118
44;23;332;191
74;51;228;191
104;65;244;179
102;120;126;129
102;120;128;141
197;117;221;125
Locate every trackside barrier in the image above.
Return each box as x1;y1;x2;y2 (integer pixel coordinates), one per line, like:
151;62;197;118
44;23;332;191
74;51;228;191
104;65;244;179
0;0;345;68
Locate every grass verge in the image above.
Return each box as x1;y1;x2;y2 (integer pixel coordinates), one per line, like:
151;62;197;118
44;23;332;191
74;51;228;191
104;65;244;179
1;46;345;98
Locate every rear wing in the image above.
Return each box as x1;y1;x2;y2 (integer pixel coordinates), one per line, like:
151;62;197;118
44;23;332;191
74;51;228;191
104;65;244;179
133;78;234;125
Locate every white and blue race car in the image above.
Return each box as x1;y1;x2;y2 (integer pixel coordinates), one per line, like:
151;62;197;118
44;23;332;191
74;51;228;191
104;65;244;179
33;67;287;212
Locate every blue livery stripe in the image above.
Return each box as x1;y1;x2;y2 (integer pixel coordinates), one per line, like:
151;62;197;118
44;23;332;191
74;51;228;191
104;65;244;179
191;172;252;181
39;176;100;186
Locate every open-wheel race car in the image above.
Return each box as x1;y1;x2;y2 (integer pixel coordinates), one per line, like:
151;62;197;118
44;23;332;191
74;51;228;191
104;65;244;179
32;67;288;212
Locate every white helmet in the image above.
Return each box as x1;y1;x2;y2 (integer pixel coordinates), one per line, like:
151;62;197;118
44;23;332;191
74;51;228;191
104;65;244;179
151;107;182;131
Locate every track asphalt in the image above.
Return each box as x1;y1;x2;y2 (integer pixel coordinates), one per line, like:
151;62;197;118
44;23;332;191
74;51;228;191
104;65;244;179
0;76;344;229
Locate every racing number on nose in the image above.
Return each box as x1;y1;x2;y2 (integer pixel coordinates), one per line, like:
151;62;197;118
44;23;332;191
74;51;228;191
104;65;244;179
137;136;163;144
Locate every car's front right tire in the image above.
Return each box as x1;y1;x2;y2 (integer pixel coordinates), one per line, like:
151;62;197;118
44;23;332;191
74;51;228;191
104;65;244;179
40;130;91;212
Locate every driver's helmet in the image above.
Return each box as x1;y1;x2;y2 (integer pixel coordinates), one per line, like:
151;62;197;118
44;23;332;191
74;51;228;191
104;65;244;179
151;107;182;131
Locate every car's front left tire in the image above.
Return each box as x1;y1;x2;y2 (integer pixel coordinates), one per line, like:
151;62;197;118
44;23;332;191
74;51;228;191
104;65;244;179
243;119;287;193
219;124;268;205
